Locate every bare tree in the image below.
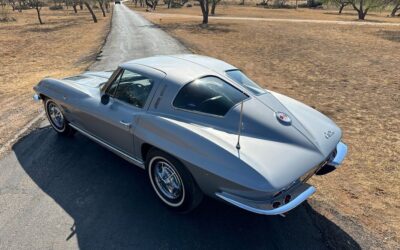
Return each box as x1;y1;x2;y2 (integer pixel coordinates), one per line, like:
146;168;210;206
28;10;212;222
390;0;400;16
97;0;105;16
8;0;17;11
84;1;97;22
324;0;350;14
72;0;78;12
347;0;388;19
197;0;209;24
145;0;158;10
210;0;221;15
27;0;44;24
338;0;350;13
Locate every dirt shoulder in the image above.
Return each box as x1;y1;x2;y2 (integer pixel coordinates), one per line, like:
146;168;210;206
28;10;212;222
0;7;111;154
133;4;400;248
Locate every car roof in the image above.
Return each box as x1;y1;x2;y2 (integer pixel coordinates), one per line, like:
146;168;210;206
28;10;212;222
120;54;237;84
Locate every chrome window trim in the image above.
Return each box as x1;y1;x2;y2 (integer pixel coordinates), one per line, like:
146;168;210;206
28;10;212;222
101;67;123;93
225;69;267;96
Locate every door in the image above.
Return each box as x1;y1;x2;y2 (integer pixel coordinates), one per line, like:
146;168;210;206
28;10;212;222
77;68;158;156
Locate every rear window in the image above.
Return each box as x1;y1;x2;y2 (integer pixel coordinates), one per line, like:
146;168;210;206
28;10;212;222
226;70;266;95
173;76;248;116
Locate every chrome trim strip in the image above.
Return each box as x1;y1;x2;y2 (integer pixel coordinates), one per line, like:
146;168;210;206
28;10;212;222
69;123;145;169
328;141;348;167
215;186;316;216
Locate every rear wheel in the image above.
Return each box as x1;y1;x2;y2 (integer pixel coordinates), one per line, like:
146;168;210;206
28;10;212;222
146;149;203;212
44;99;75;136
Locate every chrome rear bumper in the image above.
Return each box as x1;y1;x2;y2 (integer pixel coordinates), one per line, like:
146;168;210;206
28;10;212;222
327;141;348;167
216;185;315;216
216;141;348;216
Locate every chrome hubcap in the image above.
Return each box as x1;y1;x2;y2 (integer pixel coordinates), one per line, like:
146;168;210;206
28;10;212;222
153;161;182;200
48;103;64;129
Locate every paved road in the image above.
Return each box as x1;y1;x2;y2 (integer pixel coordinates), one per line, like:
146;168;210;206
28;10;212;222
90;4;188;71
0;4;360;250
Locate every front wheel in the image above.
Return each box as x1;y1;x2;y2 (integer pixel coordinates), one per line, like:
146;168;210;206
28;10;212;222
44;99;75;136
146;149;203;212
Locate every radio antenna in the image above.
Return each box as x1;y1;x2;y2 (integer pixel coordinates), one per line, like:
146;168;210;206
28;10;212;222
236;100;244;150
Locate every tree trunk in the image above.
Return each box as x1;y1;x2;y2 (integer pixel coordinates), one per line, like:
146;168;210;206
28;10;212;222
240;0;244;5
105;2;109;12
339;3;345;14
72;3;78;13
391;3;400;17
295;0;298;9
351;0;368;20
153;0;158;10
98;0;106;17
199;0;209;24
84;2;97;23
35;6;43;24
357;9;368;20
79;1;83;10
167;0;171;8
145;0;153;10
211;0;217;15
10;1;16;11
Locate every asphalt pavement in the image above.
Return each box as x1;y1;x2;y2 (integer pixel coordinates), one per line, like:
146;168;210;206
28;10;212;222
0;4;360;250
90;4;188;71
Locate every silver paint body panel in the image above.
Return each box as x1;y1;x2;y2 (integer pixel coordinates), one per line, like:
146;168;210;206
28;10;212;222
33;54;348;215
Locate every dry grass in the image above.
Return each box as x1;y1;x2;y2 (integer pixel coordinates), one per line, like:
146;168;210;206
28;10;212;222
135;5;400;247
0;7;111;151
133;4;400;23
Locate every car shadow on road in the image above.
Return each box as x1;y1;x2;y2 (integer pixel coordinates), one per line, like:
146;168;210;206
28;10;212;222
12;127;361;249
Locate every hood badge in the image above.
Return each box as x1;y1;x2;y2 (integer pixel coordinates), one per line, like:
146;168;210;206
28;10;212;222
275;111;292;125
324;130;335;139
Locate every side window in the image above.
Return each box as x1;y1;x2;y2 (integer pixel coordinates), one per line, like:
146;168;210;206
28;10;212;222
113;70;154;108
173;76;248;116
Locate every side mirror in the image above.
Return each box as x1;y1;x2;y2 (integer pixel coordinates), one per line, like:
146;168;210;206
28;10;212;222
101;94;110;105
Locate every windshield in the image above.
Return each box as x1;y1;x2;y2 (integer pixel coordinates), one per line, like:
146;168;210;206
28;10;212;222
226;70;266;95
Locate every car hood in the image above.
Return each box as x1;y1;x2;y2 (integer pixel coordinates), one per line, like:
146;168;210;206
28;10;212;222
183;91;341;190
62;71;113;88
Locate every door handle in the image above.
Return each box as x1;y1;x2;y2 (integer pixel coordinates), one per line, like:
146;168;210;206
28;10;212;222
119;121;131;128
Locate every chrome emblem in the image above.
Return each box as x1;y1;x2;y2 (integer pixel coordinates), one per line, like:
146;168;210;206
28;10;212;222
275;112;291;125
324;130;335;139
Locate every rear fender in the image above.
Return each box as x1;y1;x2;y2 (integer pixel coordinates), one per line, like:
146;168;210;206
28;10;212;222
134;114;272;197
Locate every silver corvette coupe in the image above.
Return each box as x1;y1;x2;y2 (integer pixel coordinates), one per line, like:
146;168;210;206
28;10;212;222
33;54;348;215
